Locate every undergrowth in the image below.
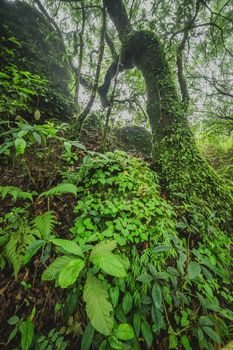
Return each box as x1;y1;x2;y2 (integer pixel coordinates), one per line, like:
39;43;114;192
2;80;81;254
0;135;232;349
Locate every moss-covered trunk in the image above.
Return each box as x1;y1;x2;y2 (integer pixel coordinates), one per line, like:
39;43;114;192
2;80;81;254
104;0;232;232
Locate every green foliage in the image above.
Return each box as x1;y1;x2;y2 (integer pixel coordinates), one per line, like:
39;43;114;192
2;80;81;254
32;211;57;239
0;37;47;118
1;150;232;349
36;328;67;350
0;185;36;201
0;118;58;156
40;183;78;198
69;151;175;247
7;307;36;350
84;274;113;336
0;209;40;277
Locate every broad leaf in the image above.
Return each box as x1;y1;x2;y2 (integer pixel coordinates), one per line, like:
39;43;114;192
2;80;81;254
152;283;162;309
115;323;134;340
58;258;85;288
122;293;133;314
83;274;113;336
141;321;153;349
133;314;141;338
152;245;170;253
99;253;127;277
42;255;73;281
23;240;45;264
136;273;153;283
19;320;34;350
187;261;201;279
109;286;120;308
90;240;117;261
81;322;94;350
51;238;84;258
15;138;26;154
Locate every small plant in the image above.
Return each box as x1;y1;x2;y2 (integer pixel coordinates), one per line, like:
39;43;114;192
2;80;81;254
36;328;67;350
0;209;41;276
7;307;36;350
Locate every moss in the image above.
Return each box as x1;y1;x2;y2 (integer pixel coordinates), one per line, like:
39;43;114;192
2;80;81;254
0;0;73;120
156;119;233;234
115;125;152;155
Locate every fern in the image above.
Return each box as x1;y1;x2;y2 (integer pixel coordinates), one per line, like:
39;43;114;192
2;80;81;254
0;186;36;201
39;183;78;198
5;221;41;277
32;211;56;239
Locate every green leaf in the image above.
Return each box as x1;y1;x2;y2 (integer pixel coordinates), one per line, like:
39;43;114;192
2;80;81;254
90;240;117;261
136;273;153;283
109;286;120;308
83;274;113;336
177;252;187;274
115;323;134;340
141;321;153;349
187;261;201;280
152;307;163;332
181;335;192;350
34;110;41;121
58;258;85;288
152;245;171;253
169;332;178;349
7;315;19;325
108;336;123;349
152;283;162;309
199;315;215;326
40;183;78;197
99;340;107;350
42;256;73;281
51;238;84;258
93;252;127;278
15;138;26;154
23;240;45;264
32;131;42;143
133;314;141;338
19;320;34;350
7;327;18;344
202;326;221;344
81;322;94;350
33;211;56;239
122;293;133;314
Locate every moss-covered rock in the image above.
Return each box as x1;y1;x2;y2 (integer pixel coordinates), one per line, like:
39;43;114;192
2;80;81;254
82;113;103;133
115;125;152;155
0;0;73;120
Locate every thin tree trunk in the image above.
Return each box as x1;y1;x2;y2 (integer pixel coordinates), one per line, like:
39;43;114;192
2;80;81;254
76;3;106;134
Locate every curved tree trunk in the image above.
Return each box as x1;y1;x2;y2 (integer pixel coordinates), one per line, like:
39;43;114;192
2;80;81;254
104;0;232;231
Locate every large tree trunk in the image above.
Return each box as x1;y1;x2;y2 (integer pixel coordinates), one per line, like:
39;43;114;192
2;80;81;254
104;0;232;232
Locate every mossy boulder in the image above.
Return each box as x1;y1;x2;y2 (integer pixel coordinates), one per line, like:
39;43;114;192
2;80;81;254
115;125;152;155
0;0;73;120
82;113;103;133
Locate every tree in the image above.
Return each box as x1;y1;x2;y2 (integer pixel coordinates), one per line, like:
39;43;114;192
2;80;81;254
98;0;232;231
32;0;232;230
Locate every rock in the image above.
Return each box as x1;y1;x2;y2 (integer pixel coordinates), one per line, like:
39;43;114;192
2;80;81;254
82;113;103;133
0;0;73;121
115;125;152;155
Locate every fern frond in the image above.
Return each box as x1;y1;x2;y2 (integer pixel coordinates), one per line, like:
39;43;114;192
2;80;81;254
39;183;78;198
32;211;56;239
0;186;36;201
5;224;38;277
